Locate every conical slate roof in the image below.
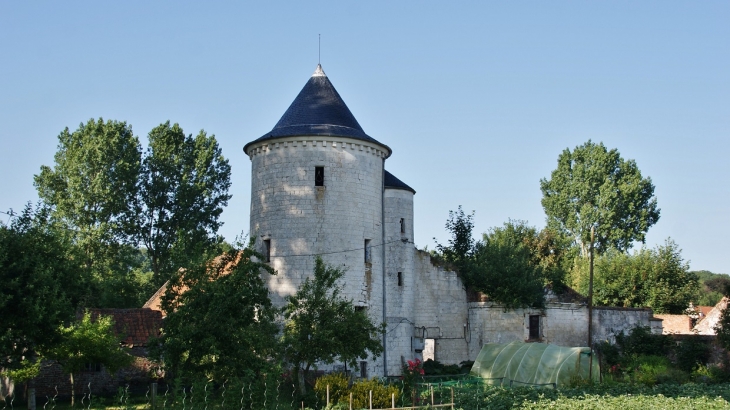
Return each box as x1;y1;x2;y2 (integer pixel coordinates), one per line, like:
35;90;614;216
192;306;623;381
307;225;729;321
244;65;390;154
384;170;416;194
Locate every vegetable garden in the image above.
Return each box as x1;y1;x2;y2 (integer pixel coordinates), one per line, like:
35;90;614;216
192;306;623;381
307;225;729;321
8;376;730;410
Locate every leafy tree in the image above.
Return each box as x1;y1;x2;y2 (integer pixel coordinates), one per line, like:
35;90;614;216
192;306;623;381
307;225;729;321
282;257;384;395
692;271;730;306
495;221;572;290
436;212;567;308
434;206;475;273
704;276;730;295
540;140;660;257
45;311;133;405
133;122;232;286
34;118;144;306
153;241;278;381
469;222;546;309
615;326;673;357
34;119;232;306
575;239;698;313
0;204;83;376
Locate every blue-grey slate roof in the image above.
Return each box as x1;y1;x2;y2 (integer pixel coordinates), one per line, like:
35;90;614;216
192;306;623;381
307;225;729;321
384;170;416;194
244;65;391;155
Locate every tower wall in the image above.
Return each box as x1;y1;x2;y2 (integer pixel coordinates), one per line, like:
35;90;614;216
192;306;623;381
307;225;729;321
248;135;388;308
384;188;417;374
248;135;390;376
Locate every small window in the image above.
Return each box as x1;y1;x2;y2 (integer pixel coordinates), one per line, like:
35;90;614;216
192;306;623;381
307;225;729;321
360;361;368;379
355;306;366;312
397;272;403;286
263;239;271;263
529;315;540;340
400;218;405;234
364;239;371;263
315;166;324;186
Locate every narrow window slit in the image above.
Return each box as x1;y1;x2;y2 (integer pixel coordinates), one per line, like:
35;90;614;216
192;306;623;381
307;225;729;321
315;166;324;186
263;239;271;262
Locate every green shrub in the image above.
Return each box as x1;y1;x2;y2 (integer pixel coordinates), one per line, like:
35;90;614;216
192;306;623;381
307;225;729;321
708;363;730;384
422;359;473;376
314;373;350;405
693;363;730;384
654;368;689;385
675;338;711;372
348;378;400;409
595;340;621;369
626;355;671;386
616;326;673;357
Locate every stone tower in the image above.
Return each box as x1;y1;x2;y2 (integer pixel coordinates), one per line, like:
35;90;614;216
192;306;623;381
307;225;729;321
244;64;396;375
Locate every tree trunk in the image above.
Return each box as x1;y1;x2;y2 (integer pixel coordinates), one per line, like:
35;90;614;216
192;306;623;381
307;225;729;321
69;373;74;407
297;363;307;397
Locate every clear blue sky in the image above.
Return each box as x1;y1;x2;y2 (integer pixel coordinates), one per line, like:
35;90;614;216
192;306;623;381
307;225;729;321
1;2;728;273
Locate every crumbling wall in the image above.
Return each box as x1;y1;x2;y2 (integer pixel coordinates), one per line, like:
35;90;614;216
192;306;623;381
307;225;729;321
412;250;469;365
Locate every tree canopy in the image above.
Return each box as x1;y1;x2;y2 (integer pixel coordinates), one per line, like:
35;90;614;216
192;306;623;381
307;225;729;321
692;270;730;307
435;210;565;308
571;239;698;313
540;140;660;257
34;118;144;306
153;242;278;381
45;311;133;405
471;225;546;309
133;122;232;286
0;204;84;373
282;257;384;394
33;118;232;307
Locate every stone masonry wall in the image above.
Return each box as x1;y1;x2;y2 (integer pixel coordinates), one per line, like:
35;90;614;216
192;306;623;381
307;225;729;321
413;251;469;366
467;303;654;359
248;136;388;376
384;188;416;376
593;307;654;344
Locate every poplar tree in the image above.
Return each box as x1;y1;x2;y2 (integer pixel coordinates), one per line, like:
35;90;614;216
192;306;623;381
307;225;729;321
540;140;660;257
34;118;142;305
133;122;232;285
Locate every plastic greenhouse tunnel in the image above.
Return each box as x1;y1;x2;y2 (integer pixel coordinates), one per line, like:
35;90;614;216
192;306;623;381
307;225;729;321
470;341;599;388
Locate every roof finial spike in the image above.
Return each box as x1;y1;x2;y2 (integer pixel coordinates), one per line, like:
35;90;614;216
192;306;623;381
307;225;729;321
313;62;326;77
318;34;321;65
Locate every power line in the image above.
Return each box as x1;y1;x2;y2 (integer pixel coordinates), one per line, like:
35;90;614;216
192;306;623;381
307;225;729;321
269;238;412;259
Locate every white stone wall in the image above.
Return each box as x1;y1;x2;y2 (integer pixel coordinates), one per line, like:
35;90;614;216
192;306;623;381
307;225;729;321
384;188;416;375
467;302;655;359
592;307;655;344
412;250;469;366
247;135;389;376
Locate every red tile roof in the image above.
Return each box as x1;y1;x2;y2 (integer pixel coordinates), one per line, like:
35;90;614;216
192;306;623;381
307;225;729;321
82;308;163;347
